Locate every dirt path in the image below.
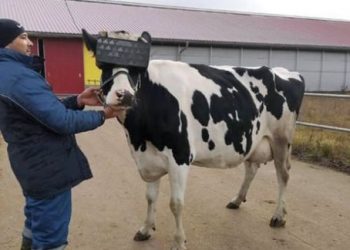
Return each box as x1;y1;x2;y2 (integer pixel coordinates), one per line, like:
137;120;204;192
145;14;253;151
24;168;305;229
1;119;350;250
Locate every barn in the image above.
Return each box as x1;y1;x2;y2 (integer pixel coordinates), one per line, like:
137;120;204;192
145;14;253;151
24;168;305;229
1;0;350;93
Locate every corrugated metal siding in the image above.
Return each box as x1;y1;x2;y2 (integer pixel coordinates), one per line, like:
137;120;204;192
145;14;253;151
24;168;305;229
151;46;177;60
270;50;296;70
85;42;350;91
0;0;79;34
67;1;350;49
181;47;210;64
346;54;350;91
297;51;322;91
241;49;269;66
211;48;240;66
148;44;350;91
45;38;84;94
321;52;346;91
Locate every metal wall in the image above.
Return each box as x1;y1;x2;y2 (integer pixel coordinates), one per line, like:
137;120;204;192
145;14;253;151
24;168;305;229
151;45;350;92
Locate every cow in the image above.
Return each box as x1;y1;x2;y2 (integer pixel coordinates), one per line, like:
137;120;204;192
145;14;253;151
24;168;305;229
82;29;305;250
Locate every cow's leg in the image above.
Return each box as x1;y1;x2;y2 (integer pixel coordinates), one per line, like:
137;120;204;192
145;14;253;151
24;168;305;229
134;179;161;241
226;161;259;209
169;164;189;250
270;140;290;227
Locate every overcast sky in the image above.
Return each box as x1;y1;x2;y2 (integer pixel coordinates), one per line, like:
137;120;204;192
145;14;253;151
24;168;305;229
112;0;350;21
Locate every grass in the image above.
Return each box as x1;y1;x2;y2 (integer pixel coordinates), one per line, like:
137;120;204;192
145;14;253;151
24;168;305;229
293;95;350;173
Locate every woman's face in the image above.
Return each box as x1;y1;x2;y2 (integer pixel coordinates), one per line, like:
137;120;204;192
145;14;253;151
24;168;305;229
6;32;33;56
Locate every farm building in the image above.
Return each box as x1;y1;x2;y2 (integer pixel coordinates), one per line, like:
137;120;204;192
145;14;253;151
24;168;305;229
1;0;350;93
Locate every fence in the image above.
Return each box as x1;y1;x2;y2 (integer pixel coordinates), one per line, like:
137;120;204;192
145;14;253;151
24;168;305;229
296;93;350;133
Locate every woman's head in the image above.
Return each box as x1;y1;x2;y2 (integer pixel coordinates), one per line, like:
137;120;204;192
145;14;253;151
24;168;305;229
0;19;33;55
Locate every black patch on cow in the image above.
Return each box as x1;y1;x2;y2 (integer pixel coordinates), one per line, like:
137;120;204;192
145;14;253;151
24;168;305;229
140;142;146;152
190;64;259;155
256;121;260;135
192;91;210;126
235;67;246;77
250;82;264;103
244;67;285;119
250;82;259;93
124;75;191;165
208;140;215;150
244;66;305;119
274;75;305;116
202;128;209;142
259;104;264;113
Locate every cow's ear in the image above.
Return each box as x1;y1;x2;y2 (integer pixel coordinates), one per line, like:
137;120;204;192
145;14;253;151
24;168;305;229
82;29;97;54
140;31;151;44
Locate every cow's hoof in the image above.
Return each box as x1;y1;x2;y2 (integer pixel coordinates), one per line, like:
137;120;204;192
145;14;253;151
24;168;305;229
226;202;240;209
133;231;151;241
269;217;286;228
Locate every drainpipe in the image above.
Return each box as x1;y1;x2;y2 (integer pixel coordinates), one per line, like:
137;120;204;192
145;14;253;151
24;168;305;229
177;41;189;61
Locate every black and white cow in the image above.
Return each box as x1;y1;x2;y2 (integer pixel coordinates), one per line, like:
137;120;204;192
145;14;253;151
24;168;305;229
82;30;305;250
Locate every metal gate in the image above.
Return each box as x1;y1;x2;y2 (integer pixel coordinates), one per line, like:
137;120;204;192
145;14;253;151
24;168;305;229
297;93;350;133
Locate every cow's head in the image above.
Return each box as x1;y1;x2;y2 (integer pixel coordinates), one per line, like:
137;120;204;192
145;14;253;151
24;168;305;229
82;29;151;110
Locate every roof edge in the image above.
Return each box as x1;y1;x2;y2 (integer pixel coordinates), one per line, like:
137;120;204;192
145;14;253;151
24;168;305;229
68;0;350;23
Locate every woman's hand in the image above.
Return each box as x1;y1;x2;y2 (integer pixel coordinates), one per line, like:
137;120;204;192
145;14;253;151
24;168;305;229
77;87;102;107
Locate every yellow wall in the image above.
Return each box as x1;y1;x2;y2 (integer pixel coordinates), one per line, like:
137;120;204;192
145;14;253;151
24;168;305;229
83;45;101;86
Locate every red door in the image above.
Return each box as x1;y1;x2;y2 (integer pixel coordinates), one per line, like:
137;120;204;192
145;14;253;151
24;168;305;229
44;38;84;94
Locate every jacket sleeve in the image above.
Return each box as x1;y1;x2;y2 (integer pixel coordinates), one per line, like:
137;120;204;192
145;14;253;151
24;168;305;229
61;95;84;110
9;72;105;135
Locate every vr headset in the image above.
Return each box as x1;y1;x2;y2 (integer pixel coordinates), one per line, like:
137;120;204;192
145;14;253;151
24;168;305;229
95;33;151;70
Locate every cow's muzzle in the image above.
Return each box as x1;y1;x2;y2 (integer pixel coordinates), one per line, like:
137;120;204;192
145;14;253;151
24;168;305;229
114;89;135;107
97;70;139;108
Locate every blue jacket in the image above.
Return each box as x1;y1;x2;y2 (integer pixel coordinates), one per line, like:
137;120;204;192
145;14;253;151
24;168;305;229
0;48;105;199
